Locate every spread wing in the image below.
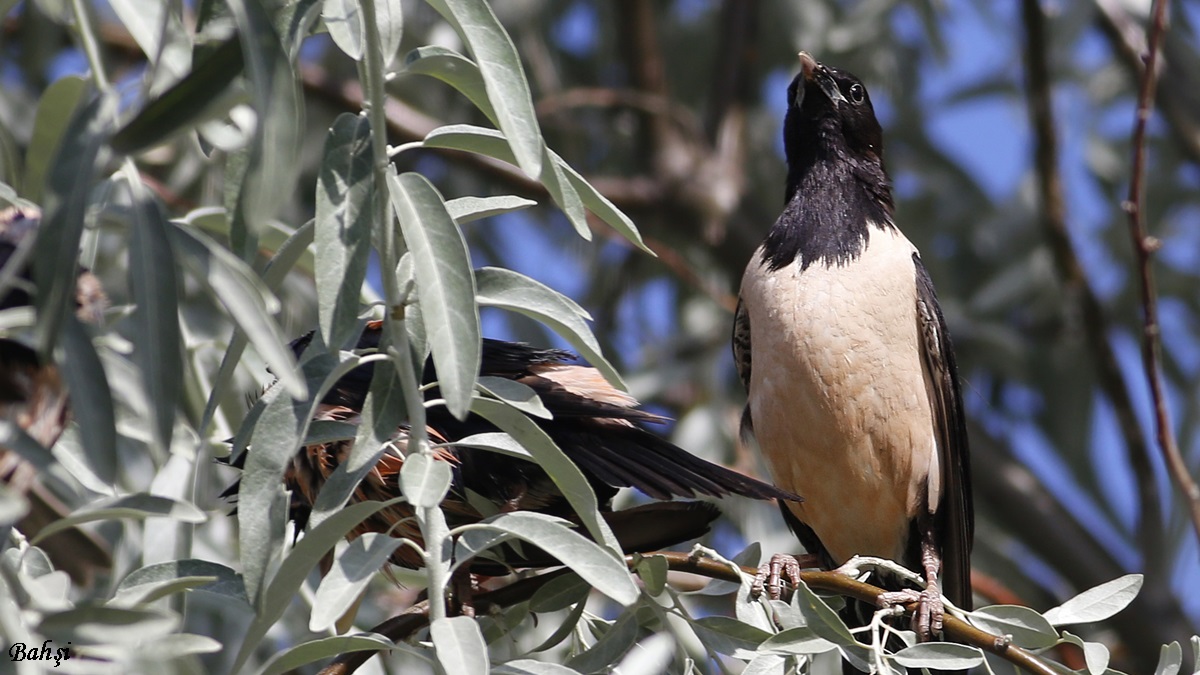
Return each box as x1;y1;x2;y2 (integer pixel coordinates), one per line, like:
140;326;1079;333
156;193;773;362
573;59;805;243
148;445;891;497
913;253;974;611
732;297;754;436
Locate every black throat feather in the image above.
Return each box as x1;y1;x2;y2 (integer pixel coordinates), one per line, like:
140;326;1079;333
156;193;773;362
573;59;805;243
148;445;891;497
761;101;895;272
762;152;893;272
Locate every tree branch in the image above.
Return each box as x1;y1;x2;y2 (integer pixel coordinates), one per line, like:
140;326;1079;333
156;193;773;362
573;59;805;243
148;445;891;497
1121;0;1200;545
319;554;1061;675
1020;0;1165;582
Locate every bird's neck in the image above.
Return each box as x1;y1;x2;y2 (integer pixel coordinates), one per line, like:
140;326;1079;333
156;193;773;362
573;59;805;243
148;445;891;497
760;153;893;272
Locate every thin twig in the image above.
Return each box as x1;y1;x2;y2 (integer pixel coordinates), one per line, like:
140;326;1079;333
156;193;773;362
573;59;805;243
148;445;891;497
1122;1;1200;544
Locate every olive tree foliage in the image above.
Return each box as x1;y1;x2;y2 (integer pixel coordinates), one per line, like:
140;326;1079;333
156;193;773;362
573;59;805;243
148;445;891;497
0;0;1198;673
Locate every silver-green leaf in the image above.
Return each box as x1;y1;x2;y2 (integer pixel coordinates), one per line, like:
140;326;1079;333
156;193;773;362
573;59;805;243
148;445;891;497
474;266;624;389
315;113;374;350
387;169;480;419
1042;574;1143;627
422;0;543;177
310;533;403;632
968;605;1059;650
431;615;489;675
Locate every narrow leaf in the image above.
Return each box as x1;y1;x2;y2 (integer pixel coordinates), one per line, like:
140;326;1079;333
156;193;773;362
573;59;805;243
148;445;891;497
567;610;640;673
168;222;304;398
34;90;115;355
322;0;365;59
492;661;580;675
423;125;648;251
692;616;773;657
448;432;530;459
57;314;117;483
31;494;206;544
315;113;374;349
374;0;404;67
759;627;838;655
1061;631;1111;675
227;0;303;243
128;191;181;452
460;512;637;606
789;577;856;646
232;498;402;673
893;643;985;669
431;616;489;675
116;559;247;606
423;0;543;176
38;607;178;645
470;397;618;553
23;76;87;203
237;349;361;603
475;266;624;389
310;533;403;632
445;195;536;223
386;169;480;419
527;572;588;613
309;351;405;529
1155;642;1182;675
111;36;244;154
1042;574;1143;626
477;376;550;419
968;605;1059;650
108;575;219;608
0;421;57;473
258;633;393;675
403;46;496;124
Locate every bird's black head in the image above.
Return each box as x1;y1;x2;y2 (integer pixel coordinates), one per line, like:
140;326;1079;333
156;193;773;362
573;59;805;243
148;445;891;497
783;53;886;199
760;54;893;271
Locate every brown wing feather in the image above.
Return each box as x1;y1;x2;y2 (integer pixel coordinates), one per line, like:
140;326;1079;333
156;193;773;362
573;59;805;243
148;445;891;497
913;254;973;611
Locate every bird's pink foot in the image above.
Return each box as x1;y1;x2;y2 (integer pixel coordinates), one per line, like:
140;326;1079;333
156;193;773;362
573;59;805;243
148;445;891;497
751;553;816;599
914;584;943;641
877;586;942;641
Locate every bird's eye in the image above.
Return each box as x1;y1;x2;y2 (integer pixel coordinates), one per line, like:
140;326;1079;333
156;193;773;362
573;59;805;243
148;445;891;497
848;83;865;104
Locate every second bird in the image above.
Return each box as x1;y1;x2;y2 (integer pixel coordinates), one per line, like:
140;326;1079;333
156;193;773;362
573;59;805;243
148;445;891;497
733;53;973;639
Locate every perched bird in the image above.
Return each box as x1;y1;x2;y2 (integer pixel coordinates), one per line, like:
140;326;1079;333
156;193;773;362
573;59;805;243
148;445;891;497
225;320;799;573
732;53;973;639
0;206;112;586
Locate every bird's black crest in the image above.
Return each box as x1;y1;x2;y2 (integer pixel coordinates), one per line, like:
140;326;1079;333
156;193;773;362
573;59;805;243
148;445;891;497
761;61;894;272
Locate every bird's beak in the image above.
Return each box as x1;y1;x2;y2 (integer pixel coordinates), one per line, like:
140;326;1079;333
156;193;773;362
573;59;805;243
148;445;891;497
799;51;845;105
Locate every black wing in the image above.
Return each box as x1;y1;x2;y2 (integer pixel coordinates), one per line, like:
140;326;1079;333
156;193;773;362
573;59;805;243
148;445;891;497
913;253;974;611
732;297;755;437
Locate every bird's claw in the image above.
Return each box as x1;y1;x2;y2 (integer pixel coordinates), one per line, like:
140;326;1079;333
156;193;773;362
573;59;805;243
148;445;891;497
914;585;944;641
877;586;942;641
752;553;803;600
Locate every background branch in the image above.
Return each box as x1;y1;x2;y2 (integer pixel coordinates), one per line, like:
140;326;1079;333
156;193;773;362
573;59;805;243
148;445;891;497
1121;0;1200;543
1020;0;1164;584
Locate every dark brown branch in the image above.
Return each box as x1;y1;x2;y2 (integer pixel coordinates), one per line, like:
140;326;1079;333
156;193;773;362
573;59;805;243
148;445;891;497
1121;1;1200;545
319;554;1060;675
1020;0;1165;577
